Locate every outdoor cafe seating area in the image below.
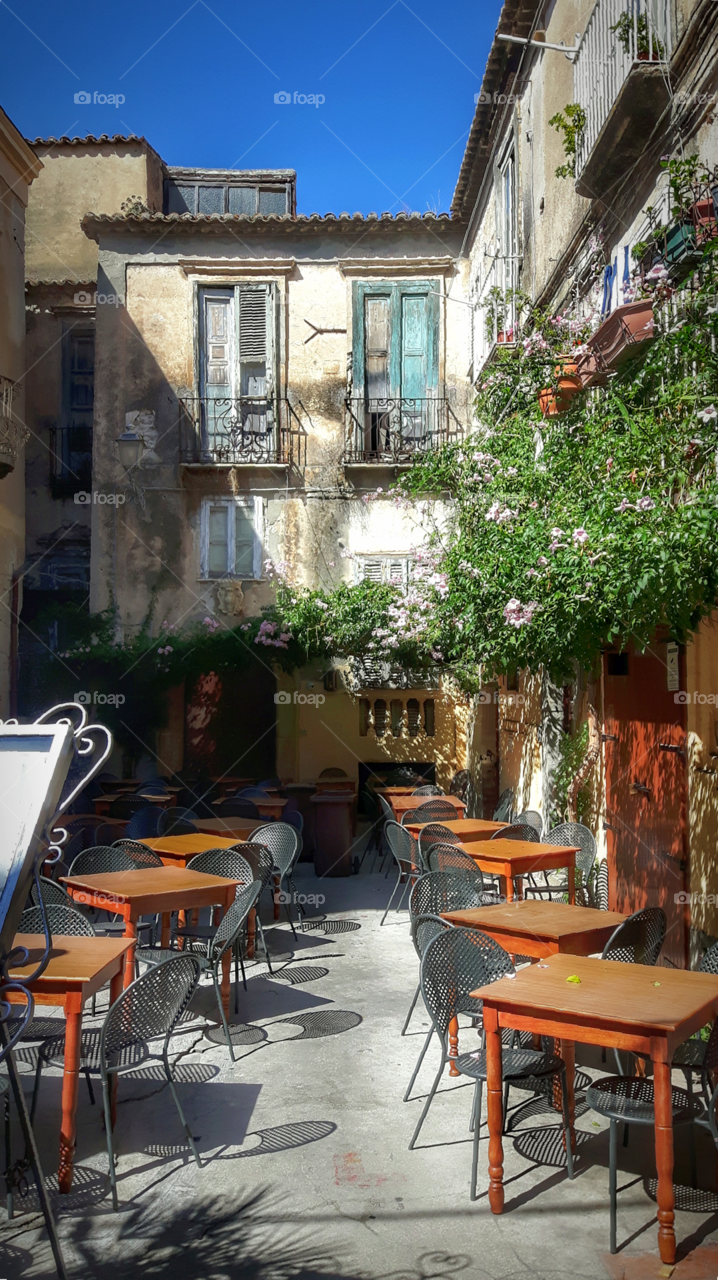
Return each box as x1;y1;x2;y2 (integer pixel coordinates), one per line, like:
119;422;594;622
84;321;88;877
5;762;718;1277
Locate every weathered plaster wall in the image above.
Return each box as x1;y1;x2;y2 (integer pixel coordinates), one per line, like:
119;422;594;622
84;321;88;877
685;615;718;950
26;142;162;283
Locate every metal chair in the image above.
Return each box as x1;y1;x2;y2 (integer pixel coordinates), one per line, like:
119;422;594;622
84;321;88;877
381;822;422;925
427;844;484;878
491;823;540;843
385;768;420;786
587;1073;702;1253
257;776;281;788
30;877;73;909
406;799;459;824
139;883;262;1063
523;822;597;903
417;823;461;870
19;903;95;937
695;1015;718;1151
237;787;271;800
493;789;514;823
124;806;161;840
157;807;198;836
402;872;489;1094
514;810;543;837
601;907;666;966
359;788;385;872
94;822;125;846
68;846;139;876
111;840;163;867
450;770;470;801
182;847;271;980
412;785;445;796
595;859;609;910
250;823;301;933
400;909;456;1047
410;927;574;1200
671;941;718;1095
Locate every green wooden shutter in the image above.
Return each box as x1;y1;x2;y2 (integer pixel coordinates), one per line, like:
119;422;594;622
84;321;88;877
234;504;255;576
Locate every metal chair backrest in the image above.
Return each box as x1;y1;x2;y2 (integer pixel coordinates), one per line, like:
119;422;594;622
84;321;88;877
237;787;271;800
186;848;253;883
601;907;666;966
411;911;456;960
124;806;161;839
111;840;164;867
417;824;460;866
94;823;123;847
493;788;514;822
595;859;609;909
421;926;513;1038
546;822;597;881
410;799;459;823
19;903;95;936
209;880;262;964
214;799;260;819
699;940;718;973
412;785;445;796
384;821;421;876
100;953;201;1064
69;846;139;876
409;870;486;922
492;823;540;843
30;877;73;909
377;793;394;823
385;768;420;786
427;844;483;880
514;810;543;837
450;770;470;801
157;807;198;836
227;842;274;889
250;822;299;876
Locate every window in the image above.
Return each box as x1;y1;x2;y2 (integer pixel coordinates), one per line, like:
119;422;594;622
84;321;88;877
374;699;388;738
350;281;439;458
200;497;264;580
355;556;413;588
198;285;275;455
406;698;421;738
51;328;94;497
357;694;436;738
165;181;290;216
390;699;403;738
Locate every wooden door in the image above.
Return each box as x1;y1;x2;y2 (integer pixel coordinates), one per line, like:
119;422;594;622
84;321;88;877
603;642;688;968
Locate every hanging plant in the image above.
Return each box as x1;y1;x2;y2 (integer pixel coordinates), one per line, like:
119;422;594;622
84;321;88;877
548;104;587;179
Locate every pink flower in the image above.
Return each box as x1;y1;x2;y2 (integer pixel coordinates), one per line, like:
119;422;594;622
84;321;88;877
636;496;655;511
537;556;549;566
550;527;563;538
615;498;633;513
572;527;589;545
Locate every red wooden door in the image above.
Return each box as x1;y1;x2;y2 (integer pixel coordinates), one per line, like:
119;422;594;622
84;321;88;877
603;642;688;968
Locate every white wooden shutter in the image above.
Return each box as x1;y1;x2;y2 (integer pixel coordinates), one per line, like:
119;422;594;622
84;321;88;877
201;291;234;397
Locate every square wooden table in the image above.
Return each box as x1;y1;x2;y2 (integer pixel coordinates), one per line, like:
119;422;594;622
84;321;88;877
471;953;718;1266
92;792;172;816
390;794;466;822
61;866;244;1000
7;934;132;1194
459;838;580;903
442;900;627;959
374;785;417;797
142;833;243;866
192;817;263;840
405;817;507;842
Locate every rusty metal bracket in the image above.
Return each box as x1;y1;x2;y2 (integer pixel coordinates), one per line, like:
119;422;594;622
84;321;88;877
303;320;347;344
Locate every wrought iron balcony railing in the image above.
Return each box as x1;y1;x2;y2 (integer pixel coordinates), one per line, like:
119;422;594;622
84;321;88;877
344;396;465;463
179;396;305;466
573;0;672;187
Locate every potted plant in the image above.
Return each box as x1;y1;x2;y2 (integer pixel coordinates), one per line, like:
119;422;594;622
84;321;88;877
577;300;655;388
610;12;665;60
538;357;584;417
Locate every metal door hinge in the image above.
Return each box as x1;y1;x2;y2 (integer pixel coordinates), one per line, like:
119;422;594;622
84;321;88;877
658;742;685;757
601;733;618;742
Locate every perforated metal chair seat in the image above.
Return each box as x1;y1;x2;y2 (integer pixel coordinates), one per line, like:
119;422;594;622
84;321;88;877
455;1046;564;1083
40;1029;149;1075
586;1075;702;1127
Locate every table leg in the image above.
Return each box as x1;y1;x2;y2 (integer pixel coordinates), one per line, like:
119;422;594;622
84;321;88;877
58;1007;82;1194
109;969;123;1127
559;1039;576;1152
448;1016;460;1077
484;1006;504;1214
123;919;137;988
160;913;171;948
653;1059;676;1265
503;874;513;903
247;906;256;959
567;862;576;905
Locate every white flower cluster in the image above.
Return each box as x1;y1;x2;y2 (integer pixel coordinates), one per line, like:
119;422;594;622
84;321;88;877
503;598;541;628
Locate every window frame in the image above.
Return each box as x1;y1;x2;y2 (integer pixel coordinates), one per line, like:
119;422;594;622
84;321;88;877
354;555;414;588
164;180;291;217
199;495;265;581
351;280;440;403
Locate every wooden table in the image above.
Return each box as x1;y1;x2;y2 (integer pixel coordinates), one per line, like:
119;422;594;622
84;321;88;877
142;833;243;866
193;817;263;840
61;867;243;1002
405;817;507;842
92;793;172;816
459;838;579;903
7;934;132;1194
213;796;288;821
471;953;718;1266
315;779;357;793
375;785;424;797
390;794;466;822
442;900;627;960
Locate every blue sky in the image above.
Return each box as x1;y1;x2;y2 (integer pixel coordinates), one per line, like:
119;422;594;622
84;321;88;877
1;0;502;214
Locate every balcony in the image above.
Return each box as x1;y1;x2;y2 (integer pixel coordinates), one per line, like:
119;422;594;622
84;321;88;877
573;0;672;198
179;397;305;467
343;397;465;465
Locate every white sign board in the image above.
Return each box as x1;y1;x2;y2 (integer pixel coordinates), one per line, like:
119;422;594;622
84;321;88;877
666;642;680;693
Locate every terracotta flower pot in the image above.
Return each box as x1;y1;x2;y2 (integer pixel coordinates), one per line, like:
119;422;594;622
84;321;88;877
578;300;654;384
